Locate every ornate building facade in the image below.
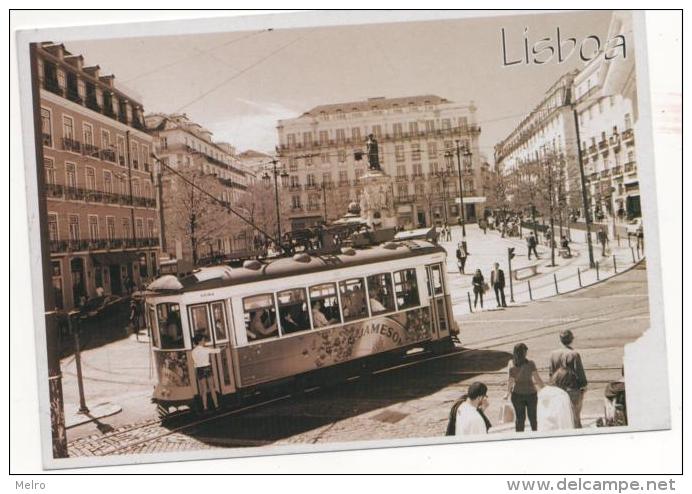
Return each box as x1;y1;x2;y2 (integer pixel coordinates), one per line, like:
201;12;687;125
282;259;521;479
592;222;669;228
276;95;484;231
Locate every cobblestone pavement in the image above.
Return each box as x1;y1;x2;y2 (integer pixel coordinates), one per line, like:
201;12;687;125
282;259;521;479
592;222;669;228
65;263;649;457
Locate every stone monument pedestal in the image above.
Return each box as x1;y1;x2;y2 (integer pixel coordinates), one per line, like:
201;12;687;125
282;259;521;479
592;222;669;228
359;169;397;230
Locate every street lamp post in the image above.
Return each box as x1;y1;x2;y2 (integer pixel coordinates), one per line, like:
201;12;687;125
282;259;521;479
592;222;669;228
454;140;469;237
263;159;288;245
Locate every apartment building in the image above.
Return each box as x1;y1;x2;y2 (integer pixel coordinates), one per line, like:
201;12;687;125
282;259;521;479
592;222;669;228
145;113;254;263
276;95;483;231
36;42;160;311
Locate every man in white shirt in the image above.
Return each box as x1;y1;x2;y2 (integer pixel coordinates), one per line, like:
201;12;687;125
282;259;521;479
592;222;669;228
191;334;219;411
456;382;490;436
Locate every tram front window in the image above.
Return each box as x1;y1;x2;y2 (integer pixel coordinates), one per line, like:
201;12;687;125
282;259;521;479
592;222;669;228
339;278;368;322
243;294;278;342
277;288;310;334
367;273;395;315
309;283;340;328
189;305;211;341
210;302;228;341
157;303;184;350
147;304;160;348
394;269;420;310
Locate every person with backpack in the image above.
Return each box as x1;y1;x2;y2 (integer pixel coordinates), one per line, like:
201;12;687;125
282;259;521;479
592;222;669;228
446;382;492;436
549;330;588;428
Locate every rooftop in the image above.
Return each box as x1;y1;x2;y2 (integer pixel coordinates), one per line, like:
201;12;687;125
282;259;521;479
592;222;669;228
301;94;452;117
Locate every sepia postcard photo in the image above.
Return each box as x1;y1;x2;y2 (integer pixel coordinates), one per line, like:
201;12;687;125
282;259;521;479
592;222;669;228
14;9;672;469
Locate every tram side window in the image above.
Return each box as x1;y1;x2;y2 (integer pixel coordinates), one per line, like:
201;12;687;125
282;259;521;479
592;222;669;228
157;303;184;349
189;305;211;341
210;302;228;341
394;269;420;310
277;288;310;334
309;283;341;328
367;273;395;315
244;294;278;342
148;305;159;348
429;264;444;296
339;278;368;322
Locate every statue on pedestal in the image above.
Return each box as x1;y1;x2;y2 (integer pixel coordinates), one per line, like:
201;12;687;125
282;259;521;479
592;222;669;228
366;134;381;171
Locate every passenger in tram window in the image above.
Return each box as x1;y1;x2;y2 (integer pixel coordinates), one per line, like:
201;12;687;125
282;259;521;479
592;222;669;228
211;304;227;341
340;279;367;321
159;307;184;349
395;269;420;309
247;308;278;341
311;300;338;328
367;273;395;314
278;289;310;334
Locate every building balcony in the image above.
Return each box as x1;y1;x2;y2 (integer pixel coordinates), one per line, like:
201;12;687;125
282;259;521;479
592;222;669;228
61;137;82;153
609;134;621;151
288;184;302;192
45;183;64;198
588;144;598;156
83;143;100;158
304;183;318;191
42;133;52;147
306;204;321;212
65;88;83;104
598;139;609;152
291;205;304;212
394;194;416;204
624;161;637;173
395;174;409;182
100;148;116;163
49;237;160;254
337;180;350;187
43;79;63;96
86;98;101;113
611;166;623;176
622;128;634;144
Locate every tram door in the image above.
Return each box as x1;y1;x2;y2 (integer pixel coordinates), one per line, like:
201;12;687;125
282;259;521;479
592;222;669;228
426;263;450;339
188;301;236;396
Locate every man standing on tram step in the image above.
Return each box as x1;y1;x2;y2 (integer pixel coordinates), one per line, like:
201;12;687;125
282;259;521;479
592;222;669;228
191;334;219;412
490;262;507;308
549;330;588;428
527;231;539;260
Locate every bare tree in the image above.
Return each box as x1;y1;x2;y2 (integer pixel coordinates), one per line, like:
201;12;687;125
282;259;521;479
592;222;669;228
163;168;240;266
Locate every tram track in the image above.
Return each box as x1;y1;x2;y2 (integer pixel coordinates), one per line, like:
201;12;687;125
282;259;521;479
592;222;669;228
80;276;647;456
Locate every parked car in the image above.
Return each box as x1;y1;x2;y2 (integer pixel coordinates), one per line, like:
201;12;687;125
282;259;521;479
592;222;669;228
626;218;643;236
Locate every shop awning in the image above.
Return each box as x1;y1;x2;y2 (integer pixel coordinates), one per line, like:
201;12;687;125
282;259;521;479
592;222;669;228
91;251;140;266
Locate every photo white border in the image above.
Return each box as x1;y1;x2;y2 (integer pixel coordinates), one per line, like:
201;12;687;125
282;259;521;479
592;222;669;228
9;8;682;474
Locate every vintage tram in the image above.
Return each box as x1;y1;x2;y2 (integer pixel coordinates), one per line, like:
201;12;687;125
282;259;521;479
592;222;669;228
144;239;458;415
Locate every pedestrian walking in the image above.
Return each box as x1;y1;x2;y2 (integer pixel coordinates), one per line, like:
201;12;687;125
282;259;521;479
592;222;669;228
472;269;485;309
447;382;491;436
480;218;488;234
560;235;571;258
128;299;140;335
456;242;468;275
527;232;539;260
599;226;609;257
549;330;588;428
505;343;545;432
490;262;507;308
191;334;219;412
445;223;452;241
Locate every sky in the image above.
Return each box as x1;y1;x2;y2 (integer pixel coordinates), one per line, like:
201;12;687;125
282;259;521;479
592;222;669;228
64;11;615;159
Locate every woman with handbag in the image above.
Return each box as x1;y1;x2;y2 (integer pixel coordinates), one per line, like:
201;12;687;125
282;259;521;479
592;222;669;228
505;343;545;432
471;269;485;309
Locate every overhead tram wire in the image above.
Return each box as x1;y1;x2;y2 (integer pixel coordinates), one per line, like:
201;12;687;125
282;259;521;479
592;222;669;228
121;29;269;84
174;34;306;114
151;155;283;250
